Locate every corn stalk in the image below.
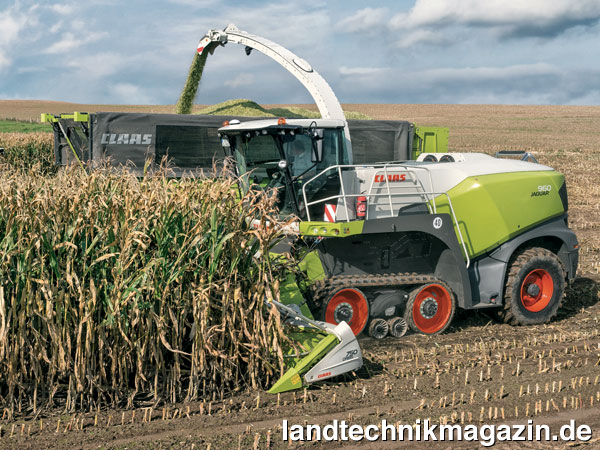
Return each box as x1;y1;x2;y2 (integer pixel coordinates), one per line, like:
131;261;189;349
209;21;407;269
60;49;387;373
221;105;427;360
0;166;287;417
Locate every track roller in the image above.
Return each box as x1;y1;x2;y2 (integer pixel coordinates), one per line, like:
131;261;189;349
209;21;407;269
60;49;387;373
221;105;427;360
387;317;408;337
368;318;389;339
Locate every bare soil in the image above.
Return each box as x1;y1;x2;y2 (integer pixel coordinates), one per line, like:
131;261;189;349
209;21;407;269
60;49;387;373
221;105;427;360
1;101;599;449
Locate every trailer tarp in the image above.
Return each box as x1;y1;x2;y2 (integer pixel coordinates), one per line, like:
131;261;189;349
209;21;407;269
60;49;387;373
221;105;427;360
59;112;414;175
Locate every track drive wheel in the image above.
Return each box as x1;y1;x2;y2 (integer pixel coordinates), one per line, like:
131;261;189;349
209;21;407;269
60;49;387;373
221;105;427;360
321;287;369;336
497;247;565;325
405;282;456;335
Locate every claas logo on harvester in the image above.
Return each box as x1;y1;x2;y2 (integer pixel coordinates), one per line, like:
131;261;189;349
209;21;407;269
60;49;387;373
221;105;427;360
101;134;152;145
374;173;407;183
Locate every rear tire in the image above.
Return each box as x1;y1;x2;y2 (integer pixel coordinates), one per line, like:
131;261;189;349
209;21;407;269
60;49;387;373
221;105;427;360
404;282;456;335
498;247;565;326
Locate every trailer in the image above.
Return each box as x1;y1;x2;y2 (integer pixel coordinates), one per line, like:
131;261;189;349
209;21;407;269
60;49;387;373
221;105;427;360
41;111;448;176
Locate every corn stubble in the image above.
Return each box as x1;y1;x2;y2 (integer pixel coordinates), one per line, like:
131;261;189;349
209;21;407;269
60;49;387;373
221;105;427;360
0;164;289;416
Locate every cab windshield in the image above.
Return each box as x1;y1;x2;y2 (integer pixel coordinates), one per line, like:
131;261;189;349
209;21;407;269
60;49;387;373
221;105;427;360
228;128;347;218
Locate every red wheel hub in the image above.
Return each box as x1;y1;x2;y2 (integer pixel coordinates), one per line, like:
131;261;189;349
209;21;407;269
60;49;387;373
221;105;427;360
520;269;554;312
412;284;452;334
324;288;368;335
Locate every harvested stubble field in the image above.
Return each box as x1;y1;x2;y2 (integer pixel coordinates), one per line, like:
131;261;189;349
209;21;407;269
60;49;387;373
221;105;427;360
0;101;599;449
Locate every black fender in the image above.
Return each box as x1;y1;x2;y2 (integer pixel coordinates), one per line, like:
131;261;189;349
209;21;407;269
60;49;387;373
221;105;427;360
490;214;578;279
467;214;579;309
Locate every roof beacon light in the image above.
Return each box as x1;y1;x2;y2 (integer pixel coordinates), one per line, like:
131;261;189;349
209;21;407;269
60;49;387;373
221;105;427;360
277;117;287;125
222;120;230;127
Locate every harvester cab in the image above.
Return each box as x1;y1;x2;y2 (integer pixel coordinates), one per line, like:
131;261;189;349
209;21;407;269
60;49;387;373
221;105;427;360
219;118;349;220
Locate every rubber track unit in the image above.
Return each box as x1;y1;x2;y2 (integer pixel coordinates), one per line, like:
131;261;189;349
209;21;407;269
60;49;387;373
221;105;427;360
311;273;439;308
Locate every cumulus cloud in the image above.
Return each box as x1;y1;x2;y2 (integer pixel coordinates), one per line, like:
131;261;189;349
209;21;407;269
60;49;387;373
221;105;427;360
0;53;10;71
212;2;331;51
224;73;255;88
50;4;75;15
393;0;600;38
166;0;216;6
341;0;600;46
337;7;388;33
0;7;29;70
2;0;598;106
339;66;389;76
0;11;26;45
416;62;559;83
1;0;335;104
395;29;448;48
16;66;47;74
113;83;154;104
411;63;566;103
49;21;63;34
334;62;600;105
65;52;128;79
331;2;600;105
44;31;108;55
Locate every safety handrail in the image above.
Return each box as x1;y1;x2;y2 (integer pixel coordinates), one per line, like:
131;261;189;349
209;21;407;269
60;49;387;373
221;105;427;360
364;167;435;219
302;163;436;220
301;164;470;267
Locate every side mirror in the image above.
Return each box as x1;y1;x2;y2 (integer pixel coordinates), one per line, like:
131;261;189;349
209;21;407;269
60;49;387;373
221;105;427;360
310;128;323;140
311;145;323;163
310;129;323;163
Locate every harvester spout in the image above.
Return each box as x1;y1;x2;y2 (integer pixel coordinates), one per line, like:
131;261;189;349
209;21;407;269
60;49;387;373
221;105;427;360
192;23;353;161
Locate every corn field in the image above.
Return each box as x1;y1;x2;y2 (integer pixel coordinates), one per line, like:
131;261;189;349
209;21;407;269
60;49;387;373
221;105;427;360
0;132;55;175
0;163;289;418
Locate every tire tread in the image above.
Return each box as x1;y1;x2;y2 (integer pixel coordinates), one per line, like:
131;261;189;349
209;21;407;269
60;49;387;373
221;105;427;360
498;247;566;326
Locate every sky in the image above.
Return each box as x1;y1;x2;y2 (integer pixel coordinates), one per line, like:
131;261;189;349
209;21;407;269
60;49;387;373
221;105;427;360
1;0;600;106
